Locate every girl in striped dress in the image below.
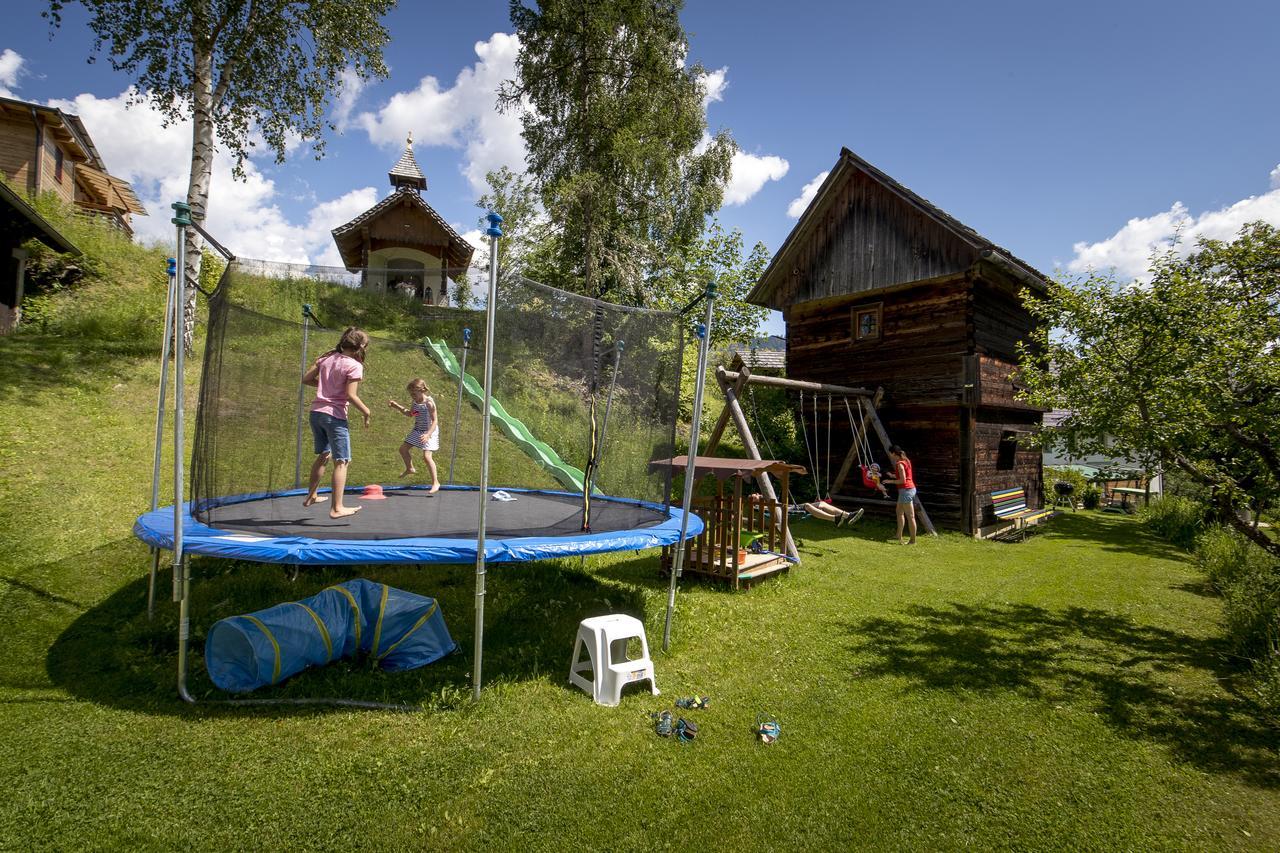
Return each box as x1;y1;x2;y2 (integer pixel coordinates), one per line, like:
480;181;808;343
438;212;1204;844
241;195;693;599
388;378;440;492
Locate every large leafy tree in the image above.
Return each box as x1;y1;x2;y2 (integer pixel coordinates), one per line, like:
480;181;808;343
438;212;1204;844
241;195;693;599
499;0;734;303
47;0;395;351
475;166;563;289
1019;222;1280;557
655;220;769;348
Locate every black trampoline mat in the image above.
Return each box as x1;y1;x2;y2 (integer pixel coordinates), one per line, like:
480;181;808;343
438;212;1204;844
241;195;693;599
198;488;667;541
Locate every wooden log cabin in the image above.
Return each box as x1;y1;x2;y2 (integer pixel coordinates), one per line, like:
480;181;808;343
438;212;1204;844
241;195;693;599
747;148;1048;536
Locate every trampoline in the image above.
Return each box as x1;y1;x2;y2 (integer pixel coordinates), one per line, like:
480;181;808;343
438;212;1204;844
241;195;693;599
135;485;699;564
141;209;714;705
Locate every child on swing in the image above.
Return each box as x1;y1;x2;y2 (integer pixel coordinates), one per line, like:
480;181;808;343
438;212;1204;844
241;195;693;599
804;498;863;527
388;378;440;492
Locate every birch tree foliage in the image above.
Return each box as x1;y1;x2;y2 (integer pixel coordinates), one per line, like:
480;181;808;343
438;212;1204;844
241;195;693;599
500;0;734;304
1019;222;1280;556
47;0;395;350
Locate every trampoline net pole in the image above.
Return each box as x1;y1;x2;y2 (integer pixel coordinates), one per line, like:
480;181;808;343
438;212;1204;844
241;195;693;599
590;341;624;497
294;308;311;488
171;204;189;605
473;213;502;700
448;329;470;485
663;284;715;652
148;256;177;620
169;202;195;705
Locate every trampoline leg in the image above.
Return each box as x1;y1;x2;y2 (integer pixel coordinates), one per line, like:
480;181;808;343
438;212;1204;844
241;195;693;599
147;548;159;619
176;556;195;704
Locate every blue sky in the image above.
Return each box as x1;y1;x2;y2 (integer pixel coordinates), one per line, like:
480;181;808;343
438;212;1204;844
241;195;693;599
3;1;1278;334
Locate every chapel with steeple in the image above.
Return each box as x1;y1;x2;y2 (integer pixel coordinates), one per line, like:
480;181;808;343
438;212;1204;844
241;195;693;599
330;134;474;305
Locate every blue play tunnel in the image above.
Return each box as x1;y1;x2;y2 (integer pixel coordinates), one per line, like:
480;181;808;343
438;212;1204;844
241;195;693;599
205;579;457;693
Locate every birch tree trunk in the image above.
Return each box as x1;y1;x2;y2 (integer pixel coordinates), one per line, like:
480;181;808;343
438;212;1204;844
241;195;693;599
181;41;216;355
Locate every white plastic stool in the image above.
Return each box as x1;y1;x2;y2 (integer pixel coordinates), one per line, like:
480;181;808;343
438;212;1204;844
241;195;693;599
568;614;658;706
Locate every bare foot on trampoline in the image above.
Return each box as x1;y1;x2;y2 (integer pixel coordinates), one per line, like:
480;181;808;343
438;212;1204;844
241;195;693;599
330;505;362;519
302;494;329;507
428;483;440;494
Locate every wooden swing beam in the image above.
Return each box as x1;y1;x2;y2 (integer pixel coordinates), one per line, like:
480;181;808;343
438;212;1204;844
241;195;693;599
708;366;937;537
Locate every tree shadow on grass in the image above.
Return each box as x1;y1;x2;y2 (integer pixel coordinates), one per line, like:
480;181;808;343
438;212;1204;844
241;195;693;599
1032;512;1191;562
46;552;646;717
847;601;1280;788
0;335;157;408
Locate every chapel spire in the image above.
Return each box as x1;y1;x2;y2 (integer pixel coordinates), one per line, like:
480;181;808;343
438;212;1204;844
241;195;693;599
389;131;426;193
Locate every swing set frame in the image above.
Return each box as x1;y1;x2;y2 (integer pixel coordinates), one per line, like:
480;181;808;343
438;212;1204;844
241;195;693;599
705;366;937;539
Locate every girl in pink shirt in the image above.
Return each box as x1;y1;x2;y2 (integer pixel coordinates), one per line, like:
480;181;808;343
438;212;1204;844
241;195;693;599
301;327;372;518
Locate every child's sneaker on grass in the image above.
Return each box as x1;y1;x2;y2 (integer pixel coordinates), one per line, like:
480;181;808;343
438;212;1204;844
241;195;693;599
756;715;780;745
675;718;699;743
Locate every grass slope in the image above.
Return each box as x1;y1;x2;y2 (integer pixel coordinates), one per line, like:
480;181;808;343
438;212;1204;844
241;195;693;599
2;328;1280;850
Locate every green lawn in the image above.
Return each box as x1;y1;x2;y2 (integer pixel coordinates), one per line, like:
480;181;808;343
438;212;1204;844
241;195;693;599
2;330;1279;850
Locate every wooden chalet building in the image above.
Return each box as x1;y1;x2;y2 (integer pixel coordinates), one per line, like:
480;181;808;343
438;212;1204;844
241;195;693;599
0;96;146;235
331;135;474;305
1;95;141;334
748;148;1049;535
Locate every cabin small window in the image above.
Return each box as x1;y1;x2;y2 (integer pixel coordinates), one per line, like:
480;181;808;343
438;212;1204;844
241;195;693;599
997;429;1032;471
852;302;882;342
54;148;64;183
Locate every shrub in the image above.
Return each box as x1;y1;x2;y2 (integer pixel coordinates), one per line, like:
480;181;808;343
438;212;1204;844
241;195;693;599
1193;525;1280;718
1141;495;1206;549
1081;484;1101;510
1043;466;1090;506
1252;649;1280;723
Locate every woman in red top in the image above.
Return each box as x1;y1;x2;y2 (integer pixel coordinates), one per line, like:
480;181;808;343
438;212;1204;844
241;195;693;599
881;444;918;545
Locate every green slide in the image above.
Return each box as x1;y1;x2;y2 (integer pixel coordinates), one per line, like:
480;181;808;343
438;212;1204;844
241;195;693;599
424;338;588;493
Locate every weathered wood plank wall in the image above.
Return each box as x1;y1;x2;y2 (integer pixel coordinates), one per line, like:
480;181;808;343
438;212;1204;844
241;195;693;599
774;171;977;307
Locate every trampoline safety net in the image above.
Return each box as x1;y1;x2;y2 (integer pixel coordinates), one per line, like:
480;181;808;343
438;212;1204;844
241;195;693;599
189;259;685;543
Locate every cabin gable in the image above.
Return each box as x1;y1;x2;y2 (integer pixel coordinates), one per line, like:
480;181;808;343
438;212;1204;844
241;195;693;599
774;169;980;309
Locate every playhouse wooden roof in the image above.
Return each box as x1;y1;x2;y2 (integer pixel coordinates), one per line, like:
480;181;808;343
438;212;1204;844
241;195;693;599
649;456;806;480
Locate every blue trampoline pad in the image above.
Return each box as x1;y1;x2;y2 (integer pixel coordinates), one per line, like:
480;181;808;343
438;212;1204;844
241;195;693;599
135;485;702;565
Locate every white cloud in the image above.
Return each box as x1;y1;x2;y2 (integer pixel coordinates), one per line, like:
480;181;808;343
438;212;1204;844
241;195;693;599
1270;163;1280;190
47;89;375;264
331;67;366;132
691;67;788;207
1067;169;1280;281
356;33;525;195
700;66;728;108
357;36;787;208
787;170;829;218
0;49;23;97
724;148;789;206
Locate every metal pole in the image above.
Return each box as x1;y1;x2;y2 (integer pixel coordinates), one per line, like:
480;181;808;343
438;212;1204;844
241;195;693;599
663;284;716;652
448;328;471;485
170;201;196;703
589;342;624;496
147;256;177;619
473;212;502;700
294;305;312;488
